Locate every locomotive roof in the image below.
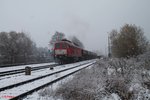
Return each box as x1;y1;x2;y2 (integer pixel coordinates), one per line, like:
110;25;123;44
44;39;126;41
55;39;97;56
61;39;72;43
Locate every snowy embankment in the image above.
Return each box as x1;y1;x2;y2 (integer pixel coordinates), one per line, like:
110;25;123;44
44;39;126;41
34;52;150;100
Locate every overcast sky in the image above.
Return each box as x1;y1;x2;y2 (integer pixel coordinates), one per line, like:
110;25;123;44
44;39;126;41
0;0;150;54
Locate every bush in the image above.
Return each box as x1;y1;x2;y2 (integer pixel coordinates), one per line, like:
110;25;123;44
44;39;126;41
105;77;133;100
53;60;108;100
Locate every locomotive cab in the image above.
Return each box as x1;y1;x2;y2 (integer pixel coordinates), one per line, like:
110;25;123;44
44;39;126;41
53;39;96;64
54;41;69;64
54;39;82;64
54;42;68;56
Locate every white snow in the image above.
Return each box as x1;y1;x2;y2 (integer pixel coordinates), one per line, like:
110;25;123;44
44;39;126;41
23;75;74;100
107;67;116;75
0;60;96;100
0;60;94;89
103;93;121;100
0;62;56;73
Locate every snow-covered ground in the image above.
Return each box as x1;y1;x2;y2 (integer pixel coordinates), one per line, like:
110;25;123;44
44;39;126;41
0;60;96;100
0;61;88;80
2;56;150;100
27;54;150;100
23;75;74;100
0;62;56;73
0;60;94;89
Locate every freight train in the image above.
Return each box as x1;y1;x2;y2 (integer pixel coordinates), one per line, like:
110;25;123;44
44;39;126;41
53;39;97;64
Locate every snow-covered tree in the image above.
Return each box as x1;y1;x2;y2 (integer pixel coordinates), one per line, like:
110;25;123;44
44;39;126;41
0;31;35;64
110;24;148;58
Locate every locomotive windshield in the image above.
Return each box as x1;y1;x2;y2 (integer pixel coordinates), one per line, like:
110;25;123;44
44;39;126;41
62;43;67;49
55;43;67;49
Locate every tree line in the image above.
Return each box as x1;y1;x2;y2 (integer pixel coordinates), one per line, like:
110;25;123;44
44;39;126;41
1;24;148;66
0;31;52;67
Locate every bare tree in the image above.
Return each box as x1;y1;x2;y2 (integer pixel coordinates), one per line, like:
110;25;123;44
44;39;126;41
49;31;65;47
0;32;10;63
16;32;36;63
0;31;35;64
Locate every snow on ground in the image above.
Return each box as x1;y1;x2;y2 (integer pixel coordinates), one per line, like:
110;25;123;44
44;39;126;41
33;56;150;100
1;53;150;100
23;61;97;100
23;75;74;100
103;93;121;100
0;62;56;73
0;67;48;80
20;54;150;100
0;60;95;100
0;61;85;80
0;60;93;89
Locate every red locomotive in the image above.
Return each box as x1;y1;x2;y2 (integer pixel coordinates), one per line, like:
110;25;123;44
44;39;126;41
53;39;97;64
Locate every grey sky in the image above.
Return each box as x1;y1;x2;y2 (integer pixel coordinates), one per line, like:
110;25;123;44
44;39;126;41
0;0;150;54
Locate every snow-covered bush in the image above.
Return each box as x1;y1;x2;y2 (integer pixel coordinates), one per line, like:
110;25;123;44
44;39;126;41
52;60;109;100
105;77;134;100
108;58;135;78
106;58;136;99
136;51;150;90
130;83;150;100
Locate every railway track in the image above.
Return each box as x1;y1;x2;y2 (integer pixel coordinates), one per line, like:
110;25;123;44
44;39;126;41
0;60;96;100
0;63;58;77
